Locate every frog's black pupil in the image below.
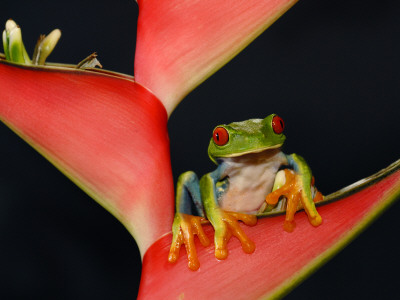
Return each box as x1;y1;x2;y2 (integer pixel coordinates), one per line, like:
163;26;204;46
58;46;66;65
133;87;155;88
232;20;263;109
215;133;219;141
280;120;284;128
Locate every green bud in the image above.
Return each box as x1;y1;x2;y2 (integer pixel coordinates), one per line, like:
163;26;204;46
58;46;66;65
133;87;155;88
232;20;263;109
2;19;31;64
33;29;61;65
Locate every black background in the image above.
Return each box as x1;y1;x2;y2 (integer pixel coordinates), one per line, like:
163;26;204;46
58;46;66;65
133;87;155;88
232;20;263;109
1;1;400;299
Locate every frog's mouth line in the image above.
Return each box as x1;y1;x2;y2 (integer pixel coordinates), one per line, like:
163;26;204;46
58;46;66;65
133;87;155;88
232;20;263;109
216;143;283;158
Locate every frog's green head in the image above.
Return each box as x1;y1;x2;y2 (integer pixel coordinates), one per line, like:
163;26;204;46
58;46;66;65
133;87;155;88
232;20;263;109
208;114;286;164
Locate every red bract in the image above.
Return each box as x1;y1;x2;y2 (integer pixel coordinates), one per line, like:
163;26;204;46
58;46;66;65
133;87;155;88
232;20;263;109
0;62;173;253
138;161;400;299
135;0;298;114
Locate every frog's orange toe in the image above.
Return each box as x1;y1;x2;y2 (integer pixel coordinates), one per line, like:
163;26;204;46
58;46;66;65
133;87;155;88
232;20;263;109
215;248;229;260
241;240;256;254
309;214;322;227
168;252;178;263
283;220;296;233
188;258;200;271
243;214;258;226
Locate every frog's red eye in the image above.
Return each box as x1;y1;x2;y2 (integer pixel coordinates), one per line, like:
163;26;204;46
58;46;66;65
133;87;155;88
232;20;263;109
272;115;284;134
213;127;229;146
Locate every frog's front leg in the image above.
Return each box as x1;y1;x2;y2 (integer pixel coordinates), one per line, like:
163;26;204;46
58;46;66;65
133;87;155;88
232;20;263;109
168;171;210;271
265;154;323;232
200;171;257;260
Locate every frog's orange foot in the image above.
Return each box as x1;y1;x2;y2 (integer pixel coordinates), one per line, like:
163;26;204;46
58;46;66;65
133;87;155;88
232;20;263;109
168;213;210;271
265;169;323;232
214;211;257;260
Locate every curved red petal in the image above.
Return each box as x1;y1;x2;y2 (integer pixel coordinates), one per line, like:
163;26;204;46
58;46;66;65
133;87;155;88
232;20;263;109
0;62;174;254
135;0;297;114
138;161;400;299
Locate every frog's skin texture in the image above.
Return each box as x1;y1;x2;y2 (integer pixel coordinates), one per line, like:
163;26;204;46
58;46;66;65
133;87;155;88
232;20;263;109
168;114;323;271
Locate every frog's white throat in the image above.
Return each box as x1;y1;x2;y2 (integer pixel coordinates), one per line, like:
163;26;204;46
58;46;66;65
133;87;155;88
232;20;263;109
218;148;286;214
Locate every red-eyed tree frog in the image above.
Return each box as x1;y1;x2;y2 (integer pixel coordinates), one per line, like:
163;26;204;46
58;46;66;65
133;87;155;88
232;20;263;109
168;114;323;270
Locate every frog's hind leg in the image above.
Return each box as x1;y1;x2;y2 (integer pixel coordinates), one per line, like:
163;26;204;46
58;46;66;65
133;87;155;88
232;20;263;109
169;171;210;271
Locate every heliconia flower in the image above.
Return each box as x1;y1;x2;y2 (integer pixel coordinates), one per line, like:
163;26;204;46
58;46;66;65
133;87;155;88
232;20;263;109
0;0;399;299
